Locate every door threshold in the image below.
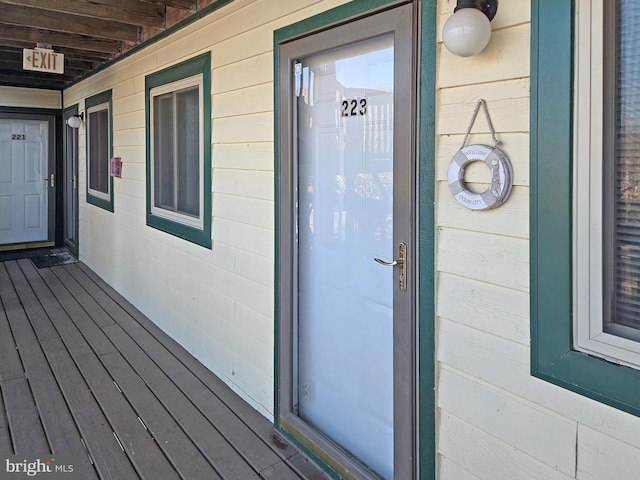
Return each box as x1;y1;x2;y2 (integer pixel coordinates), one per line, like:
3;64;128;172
0;245;61;263
0;241;55;253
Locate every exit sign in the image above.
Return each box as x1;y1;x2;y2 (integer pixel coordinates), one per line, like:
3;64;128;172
23;48;64;74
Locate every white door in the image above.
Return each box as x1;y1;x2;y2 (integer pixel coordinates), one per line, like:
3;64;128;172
0;118;53;246
278;5;416;479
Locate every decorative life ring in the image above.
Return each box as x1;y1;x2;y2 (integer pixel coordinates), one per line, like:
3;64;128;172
447;144;513;211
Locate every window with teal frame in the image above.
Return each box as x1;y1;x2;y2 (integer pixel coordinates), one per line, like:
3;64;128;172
145;53;211;248
531;0;640;416
86;90;113;212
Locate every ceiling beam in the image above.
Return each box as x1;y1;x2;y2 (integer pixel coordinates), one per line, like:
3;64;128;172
0;23;121;54
0;41;113;61
0;67;75;81
0;74;66;89
0;4;139;42
150;0;195;9
0;0;165;28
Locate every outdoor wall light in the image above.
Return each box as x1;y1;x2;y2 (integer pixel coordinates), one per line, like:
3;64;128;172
67;112;84;129
442;0;498;57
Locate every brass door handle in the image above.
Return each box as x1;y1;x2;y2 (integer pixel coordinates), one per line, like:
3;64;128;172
373;242;407;291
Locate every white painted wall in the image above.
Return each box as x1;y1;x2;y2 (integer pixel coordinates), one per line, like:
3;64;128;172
435;1;640;479
0;86;60;109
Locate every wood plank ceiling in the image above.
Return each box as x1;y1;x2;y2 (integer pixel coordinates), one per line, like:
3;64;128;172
0;0;220;90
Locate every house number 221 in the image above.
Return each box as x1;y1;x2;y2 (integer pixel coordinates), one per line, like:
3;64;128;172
341;98;368;117
11;134;26;140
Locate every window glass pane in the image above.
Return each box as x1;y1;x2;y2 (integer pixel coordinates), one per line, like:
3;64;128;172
89;109;109;194
176;87;200;217
608;1;640;334
154;94;175;210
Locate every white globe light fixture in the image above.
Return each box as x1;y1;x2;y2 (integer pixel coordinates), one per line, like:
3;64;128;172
443;0;498;57
67;113;84;129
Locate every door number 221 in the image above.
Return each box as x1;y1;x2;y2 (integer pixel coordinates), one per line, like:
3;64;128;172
341;98;368;117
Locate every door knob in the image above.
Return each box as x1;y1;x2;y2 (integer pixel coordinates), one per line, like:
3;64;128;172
373;242;407;291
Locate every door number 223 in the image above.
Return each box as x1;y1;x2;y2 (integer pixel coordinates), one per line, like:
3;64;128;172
341;98;368;117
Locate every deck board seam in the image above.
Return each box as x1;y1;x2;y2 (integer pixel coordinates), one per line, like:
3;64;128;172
3;262;94;468
46;266;230;479
65;264;290;478
47;261;328;480
15;260;151;479
37;264;184;480
73;263;306;465
0;263;52;455
65;264;308;477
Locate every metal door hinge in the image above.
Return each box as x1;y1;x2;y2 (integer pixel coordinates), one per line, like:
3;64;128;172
294;62;302;97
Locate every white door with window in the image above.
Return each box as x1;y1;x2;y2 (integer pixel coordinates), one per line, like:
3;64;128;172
278;5;416;479
0;117;54;247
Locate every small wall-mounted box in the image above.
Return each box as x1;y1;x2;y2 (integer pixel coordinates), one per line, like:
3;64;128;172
110;157;122;178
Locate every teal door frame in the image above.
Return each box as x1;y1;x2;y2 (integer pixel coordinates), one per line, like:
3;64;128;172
273;0;436;478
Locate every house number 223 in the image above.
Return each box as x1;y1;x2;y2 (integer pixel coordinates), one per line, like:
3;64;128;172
341;98;368;117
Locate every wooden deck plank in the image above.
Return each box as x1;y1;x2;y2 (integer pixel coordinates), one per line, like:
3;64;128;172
20;345;99;480
4;262;98;479
0;300;23;383
26;263;181;480
0;384;11;455
75;265;329;480
101;322;262;480
41;338;140;480
14;260;138;479
99;351;223;480
0;258;329;480
1;377;49;454
3;261;59;342
73;263;316;474
63;263;305;478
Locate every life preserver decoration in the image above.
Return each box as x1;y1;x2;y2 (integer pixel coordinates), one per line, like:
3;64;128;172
447;144;513;211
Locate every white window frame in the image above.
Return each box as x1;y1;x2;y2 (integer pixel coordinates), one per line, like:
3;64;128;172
86;101;111;202
573;0;640;368
149;74;204;230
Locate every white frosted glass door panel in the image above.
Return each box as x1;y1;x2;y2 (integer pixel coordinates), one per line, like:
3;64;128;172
296;34;394;480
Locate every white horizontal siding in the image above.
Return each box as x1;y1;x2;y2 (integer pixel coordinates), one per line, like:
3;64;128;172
439;368;577;476
0;86;60;109
440;413;575;480
577;426;640;480
435;0;640;478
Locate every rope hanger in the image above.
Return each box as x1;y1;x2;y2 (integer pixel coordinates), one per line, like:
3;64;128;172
461;99;501;149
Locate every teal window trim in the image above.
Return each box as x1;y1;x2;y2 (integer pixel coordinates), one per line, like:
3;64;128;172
531;0;640;416
419;2;436;479
85;89;113;212
144;52;212;249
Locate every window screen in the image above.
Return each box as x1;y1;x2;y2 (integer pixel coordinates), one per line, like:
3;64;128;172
152;86;200;219
88;108;109;195
605;1;640;336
